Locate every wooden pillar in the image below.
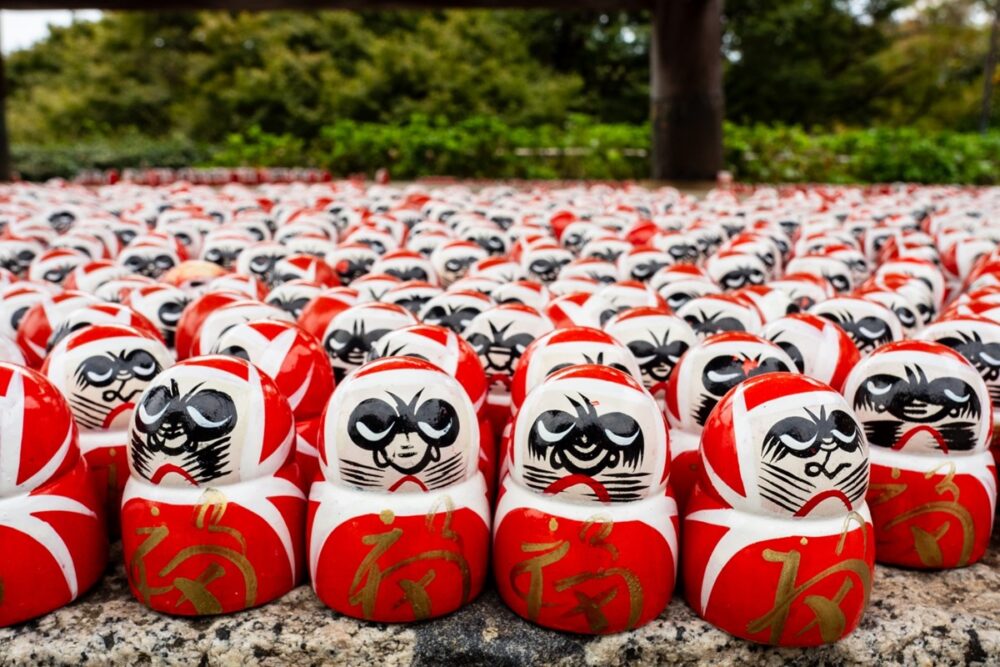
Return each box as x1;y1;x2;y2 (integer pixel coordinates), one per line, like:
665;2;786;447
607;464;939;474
650;0;724;181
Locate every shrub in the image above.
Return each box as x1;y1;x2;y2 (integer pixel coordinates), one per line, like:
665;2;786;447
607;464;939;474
11;119;1000;184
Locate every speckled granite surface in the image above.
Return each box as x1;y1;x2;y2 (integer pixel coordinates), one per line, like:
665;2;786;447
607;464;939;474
3;529;998;667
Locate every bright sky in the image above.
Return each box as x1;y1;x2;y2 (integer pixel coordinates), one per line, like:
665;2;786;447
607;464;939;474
1;10;102;54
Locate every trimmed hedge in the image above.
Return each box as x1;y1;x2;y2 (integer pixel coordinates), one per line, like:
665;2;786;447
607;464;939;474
12;136;211;182
12;118;1000;184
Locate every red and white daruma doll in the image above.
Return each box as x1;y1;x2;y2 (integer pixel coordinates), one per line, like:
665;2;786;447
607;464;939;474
462;303;554;436
366;323;496;497
761;313;861;392
683;373;874;646
212;319;334;489
604;306;697;407
919;315;1000;459
121;356;305;615
664;332;796;511
16;290;100;367
493;364;676;634
43;324;173;531
0;362;107;627
309;357;490;622
842;340;996;569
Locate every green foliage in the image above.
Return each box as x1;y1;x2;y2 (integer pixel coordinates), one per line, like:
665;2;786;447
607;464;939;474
5;4;998;159
14;120;997;185
11;135;210;181
723;124;1000;185
257;114;649;179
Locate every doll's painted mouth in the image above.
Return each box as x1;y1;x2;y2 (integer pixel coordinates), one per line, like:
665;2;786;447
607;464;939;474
103;401;135;429
150;462;199;486
794;489;851;517
389;474;429;492
895;425;948;453
544;474;611;503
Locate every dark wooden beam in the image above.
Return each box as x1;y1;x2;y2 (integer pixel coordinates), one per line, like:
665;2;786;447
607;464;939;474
650;0;723;181
0;0;652;9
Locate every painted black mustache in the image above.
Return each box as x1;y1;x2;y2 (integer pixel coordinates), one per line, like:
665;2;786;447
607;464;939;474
347;390;460;474
527;394;644;477
861;419;980;452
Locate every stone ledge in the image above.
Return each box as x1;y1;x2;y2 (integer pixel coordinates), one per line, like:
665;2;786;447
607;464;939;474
2;530;998;666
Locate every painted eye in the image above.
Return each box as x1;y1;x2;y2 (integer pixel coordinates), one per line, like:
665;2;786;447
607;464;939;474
219;345;250;362
126;350;161;379
86;366;114;384
136;385;172;430
415;398;460;447
348;398;397;449
601;412;642;448
866;379;893;396
831;428;857;443
186;405;228;429
943;388;969;403
779;432;817;450
250;256;272;272
158;301;184;326
533;410;575;443
707;369;742;383
327;329;352;350
980;348;1000;366
858;323;886;339
356;419;394;441
184;390;237;437
627;340;656;362
10;306;28;331
79;356;116;386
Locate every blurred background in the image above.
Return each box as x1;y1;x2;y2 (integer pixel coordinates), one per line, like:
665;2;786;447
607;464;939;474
3;1;998;183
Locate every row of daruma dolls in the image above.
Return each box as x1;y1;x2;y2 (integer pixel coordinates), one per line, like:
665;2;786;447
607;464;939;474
0;291;996;646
